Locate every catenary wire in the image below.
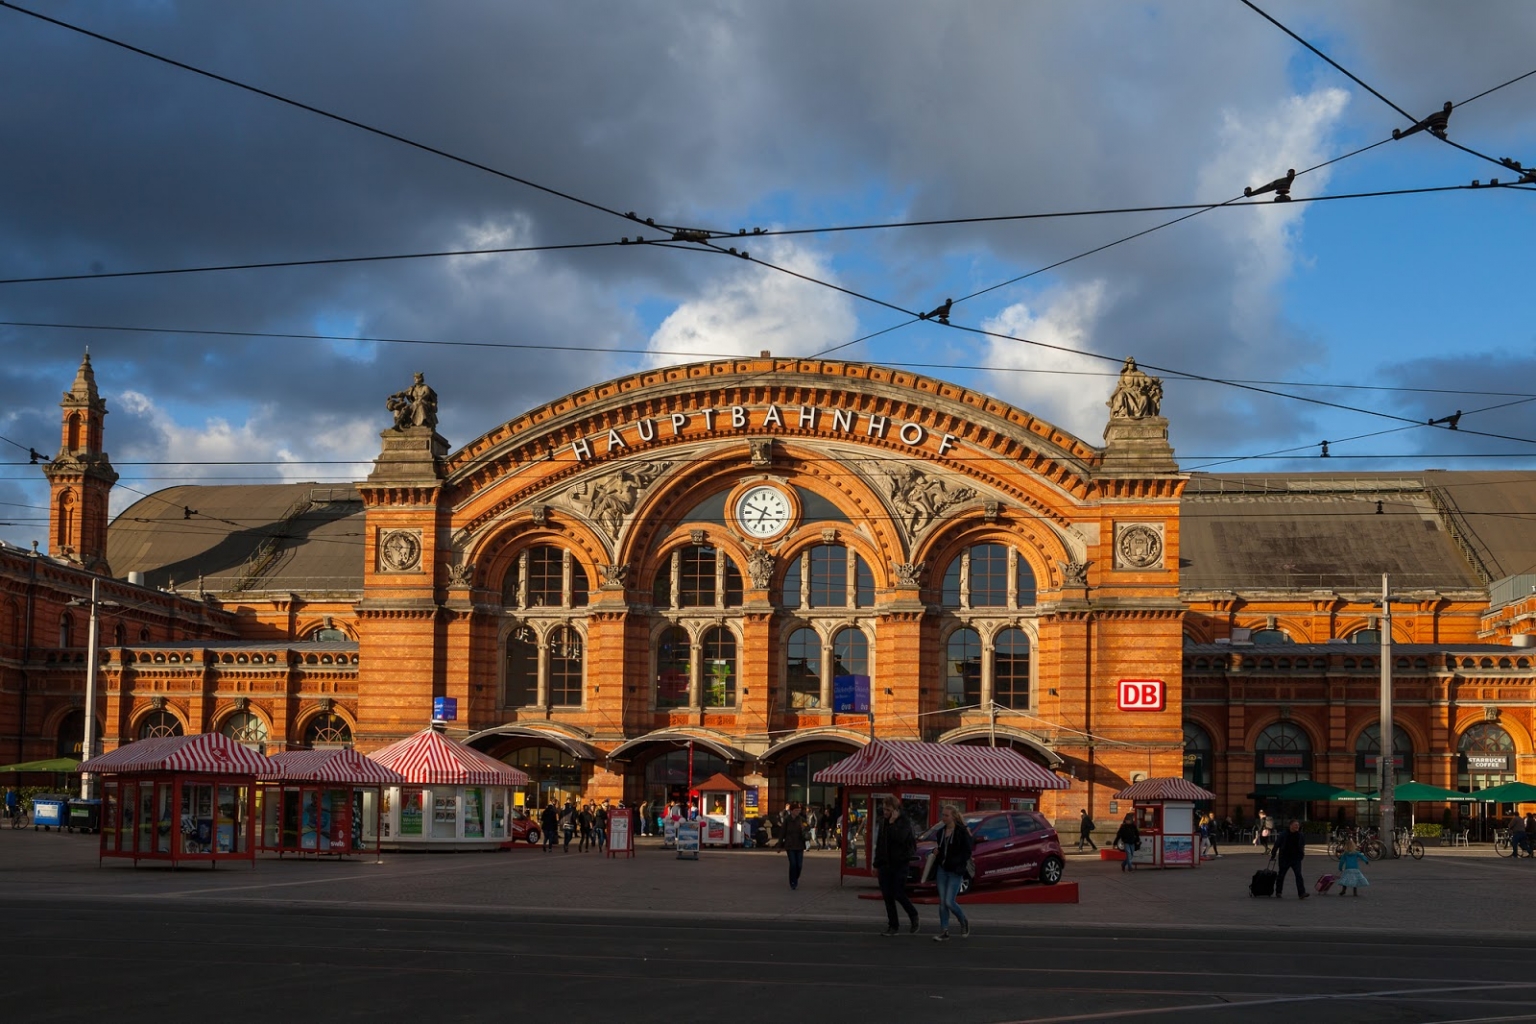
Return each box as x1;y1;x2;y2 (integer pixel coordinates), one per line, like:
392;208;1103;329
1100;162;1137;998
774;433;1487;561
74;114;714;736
7;319;1536;400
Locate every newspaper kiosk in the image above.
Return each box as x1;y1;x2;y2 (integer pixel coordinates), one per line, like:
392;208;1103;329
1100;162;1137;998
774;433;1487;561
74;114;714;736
259;748;405;859
815;739;1069;882
85;734;273;868
694;772;744;847
370;727;530;851
1113;777;1215;869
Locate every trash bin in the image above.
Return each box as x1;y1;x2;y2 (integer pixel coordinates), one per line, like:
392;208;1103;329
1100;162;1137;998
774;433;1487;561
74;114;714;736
67;798;102;833
32;794;68;831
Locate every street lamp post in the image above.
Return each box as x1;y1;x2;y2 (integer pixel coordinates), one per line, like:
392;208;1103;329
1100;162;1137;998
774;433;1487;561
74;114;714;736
68;577;118;801
1379;574;1395;853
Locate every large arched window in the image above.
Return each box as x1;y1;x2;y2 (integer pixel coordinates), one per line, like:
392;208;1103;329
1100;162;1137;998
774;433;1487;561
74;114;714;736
547;626;584;706
701;627;737;708
652;545;744;609
504;626;539;707
942;544;1037;609
993;627;1030;709
1458;721;1517;791
1254;722;1311;797
945;628;982;709
1354;723;1411;792
655;626;691;709
1249;629;1292;644
779;545;874;609
220;711;269;750
138;711;184;739
502;546;589;609
1183;722;1213;790
303;713;352;748
786;628;821;708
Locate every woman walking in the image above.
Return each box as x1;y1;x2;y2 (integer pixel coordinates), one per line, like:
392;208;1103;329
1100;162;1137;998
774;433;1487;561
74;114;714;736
932;805;972;942
1114;813;1140;872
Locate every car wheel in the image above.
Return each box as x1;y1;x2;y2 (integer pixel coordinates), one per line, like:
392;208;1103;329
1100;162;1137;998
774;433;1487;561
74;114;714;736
1039;856;1065;885
958;875;972;894
526;828;541;845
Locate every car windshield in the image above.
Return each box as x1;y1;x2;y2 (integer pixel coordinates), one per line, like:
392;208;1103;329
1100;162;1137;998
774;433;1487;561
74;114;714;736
922;813;992;841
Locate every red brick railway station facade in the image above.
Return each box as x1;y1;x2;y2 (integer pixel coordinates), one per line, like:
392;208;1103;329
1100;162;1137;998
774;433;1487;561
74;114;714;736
3;353;1533;825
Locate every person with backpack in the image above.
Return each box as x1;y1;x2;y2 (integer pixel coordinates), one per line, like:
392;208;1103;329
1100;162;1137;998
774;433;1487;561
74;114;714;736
1077;808;1096;851
873;796;920;936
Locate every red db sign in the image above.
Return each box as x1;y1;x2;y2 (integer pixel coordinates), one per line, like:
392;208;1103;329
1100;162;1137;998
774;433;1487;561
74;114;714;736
1118;679;1165;712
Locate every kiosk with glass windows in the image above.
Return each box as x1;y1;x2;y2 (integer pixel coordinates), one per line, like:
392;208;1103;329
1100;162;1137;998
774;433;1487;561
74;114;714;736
85;734;273;868
694;772;744;847
258;748;404;859
815;739;1069;881
1113;777;1215;869
370;727;530;851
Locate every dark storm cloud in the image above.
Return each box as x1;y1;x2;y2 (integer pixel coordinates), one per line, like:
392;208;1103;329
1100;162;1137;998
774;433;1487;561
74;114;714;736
1;1;1532;548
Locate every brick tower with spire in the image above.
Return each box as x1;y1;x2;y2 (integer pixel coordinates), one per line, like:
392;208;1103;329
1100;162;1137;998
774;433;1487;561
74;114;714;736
43;351;118;573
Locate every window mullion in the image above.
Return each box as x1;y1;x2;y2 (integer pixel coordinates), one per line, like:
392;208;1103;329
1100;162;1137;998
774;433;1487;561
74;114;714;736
1007;547;1018;608
819;631;833;710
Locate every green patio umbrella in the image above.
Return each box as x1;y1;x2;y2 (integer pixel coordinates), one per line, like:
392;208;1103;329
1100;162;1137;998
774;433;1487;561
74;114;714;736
1383;781;1467;803
0;757;81;773
1469;781;1536;804
1324;788;1374;801
1274;779;1351;801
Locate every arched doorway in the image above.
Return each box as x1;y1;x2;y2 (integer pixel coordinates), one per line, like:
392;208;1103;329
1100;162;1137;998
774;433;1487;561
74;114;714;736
1252;722;1312;817
501;745;584;810
1354;724;1411;827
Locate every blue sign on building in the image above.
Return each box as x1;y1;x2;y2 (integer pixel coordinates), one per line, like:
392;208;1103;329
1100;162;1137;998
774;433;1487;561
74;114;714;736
432;696;458;722
832;674;870;713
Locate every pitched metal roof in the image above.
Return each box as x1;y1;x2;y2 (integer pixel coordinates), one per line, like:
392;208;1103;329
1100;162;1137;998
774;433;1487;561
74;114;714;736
108;483;364;594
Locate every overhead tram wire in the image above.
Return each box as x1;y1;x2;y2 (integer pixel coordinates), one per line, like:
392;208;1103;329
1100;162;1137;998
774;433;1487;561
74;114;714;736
7;320;1536;401
0;182;1506;289
1240;0;1536;176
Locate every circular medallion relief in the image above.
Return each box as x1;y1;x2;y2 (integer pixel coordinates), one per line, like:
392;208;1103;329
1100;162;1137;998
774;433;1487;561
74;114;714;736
1116;524;1163;569
379;529;423;572
733;484;794;540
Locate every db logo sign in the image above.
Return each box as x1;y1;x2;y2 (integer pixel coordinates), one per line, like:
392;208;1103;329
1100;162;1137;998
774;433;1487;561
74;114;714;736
1118;679;1165;712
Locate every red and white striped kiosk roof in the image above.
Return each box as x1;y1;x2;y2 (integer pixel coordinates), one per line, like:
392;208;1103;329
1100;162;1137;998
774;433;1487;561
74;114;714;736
266;748;405;786
1113;777;1217;802
369;728;530;786
83;733;274;775
813;739;1068;790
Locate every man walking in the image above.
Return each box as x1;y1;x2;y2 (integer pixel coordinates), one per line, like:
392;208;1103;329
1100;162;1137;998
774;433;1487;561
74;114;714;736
1274;819;1309;898
1077;808;1096;851
540;800;558;853
782;802;808;890
873;796;920;935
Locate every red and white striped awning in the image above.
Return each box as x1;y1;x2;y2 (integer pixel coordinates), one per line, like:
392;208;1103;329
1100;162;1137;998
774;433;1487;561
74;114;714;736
368;728;530;786
265;748;405;786
813;739;1068;790
1114;777;1216;802
83;733;275;775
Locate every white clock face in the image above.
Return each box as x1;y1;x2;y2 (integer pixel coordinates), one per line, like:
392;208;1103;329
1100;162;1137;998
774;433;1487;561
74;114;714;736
735;484;793;539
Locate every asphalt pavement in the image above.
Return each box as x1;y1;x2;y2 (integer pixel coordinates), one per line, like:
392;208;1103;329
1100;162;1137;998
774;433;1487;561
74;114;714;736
3;828;1533;1023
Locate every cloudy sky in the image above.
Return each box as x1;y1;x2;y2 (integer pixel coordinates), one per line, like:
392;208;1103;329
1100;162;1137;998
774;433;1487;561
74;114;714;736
2;1;1533;550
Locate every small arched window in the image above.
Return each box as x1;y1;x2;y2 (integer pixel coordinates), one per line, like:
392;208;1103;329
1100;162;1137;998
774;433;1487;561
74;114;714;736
220;712;269;749
58;613;73;649
945;628;982;709
138;711;184;739
1249;629;1292;645
303;713;353;748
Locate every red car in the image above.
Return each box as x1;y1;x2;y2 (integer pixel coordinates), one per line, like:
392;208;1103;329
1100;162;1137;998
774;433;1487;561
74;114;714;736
913;810;1065;890
508;809;542;845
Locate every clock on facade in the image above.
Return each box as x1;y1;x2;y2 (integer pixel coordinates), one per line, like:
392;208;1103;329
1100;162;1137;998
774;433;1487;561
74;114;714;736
733;484;794;540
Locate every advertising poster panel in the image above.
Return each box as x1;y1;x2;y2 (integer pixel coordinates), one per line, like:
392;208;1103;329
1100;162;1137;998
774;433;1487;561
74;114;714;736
607;808;634;858
676;819;700;860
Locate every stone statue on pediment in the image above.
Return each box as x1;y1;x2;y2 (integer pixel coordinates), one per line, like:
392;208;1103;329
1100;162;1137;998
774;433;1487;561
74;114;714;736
1107;357;1162;420
388;372;438;430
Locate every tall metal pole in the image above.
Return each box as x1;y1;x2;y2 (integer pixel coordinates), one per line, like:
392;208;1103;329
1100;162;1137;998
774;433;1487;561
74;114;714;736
82;576;101;800
1378;574;1395;851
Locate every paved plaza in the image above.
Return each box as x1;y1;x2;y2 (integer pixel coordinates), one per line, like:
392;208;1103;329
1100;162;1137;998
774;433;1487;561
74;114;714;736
3;828;1534;1023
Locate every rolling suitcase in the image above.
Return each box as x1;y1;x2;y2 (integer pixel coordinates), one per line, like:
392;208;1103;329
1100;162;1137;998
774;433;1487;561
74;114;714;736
1249;866;1279;897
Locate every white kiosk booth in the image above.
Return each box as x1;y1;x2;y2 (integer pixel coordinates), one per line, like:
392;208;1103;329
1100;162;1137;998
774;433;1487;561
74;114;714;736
694;772;745;848
1113;777;1215;869
370;727;531;851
